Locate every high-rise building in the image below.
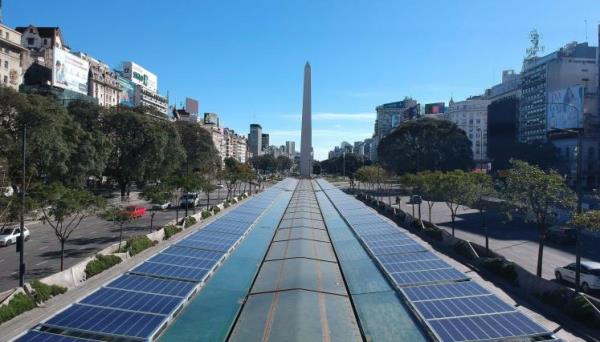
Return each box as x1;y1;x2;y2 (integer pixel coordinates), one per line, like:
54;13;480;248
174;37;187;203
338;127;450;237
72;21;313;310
248;123;263;157
285;141;296;157
0;24;25;90
372;98;419;161
120;61;168;118
446;97;491;165
75;52;119;107
261;133;269;152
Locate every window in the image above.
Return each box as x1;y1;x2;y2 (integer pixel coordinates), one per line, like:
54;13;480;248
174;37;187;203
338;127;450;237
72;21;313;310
27;37;34;45
4;61;7;69
5;32;8;39
3;75;7;84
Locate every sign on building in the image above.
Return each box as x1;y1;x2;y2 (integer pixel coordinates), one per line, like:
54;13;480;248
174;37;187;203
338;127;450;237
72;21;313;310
52;48;89;95
547;85;584;130
122;61;158;93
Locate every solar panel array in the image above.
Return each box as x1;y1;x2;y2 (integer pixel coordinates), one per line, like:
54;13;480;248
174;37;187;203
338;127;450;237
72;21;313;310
316;179;552;342
17;179;297;342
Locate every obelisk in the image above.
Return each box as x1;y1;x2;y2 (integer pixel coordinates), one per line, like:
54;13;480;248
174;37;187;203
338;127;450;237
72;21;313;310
300;62;312;178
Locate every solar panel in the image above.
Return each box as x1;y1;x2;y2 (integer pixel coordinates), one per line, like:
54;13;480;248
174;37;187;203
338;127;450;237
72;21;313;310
15;331;89;342
188;230;241;242
369;243;426;256
149;253;219;269
43;304;165;340
351;224;399;236
390;267;469;287
106;274;195;297
161;246;224;261
382;259;452;273
361;233;413;245
176;239;235;252
377;251;440;265
131;261;209;282
413;294;515;320
428;311;548;342
80;287;182;315
402;281;489;302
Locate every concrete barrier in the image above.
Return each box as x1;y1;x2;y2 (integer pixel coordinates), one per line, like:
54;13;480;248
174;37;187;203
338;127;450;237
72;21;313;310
39;255;96;290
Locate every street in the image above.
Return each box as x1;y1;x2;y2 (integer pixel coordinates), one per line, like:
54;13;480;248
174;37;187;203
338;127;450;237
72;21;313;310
0;187;241;292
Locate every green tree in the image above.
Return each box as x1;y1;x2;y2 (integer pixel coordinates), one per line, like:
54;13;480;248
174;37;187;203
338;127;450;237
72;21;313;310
568;210;600;292
405;171;445;222
200;177;216;210
503;160;576;277
175;121;220;175
275;155;293;174
35;184;105;270
378;118;473;174
437;170;472;237
463;172;496;251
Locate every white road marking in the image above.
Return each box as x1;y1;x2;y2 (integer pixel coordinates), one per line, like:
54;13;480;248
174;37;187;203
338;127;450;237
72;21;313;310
35;260;48;266
89;230;97;234
10;271;17;275
39;246;48;250
0;259;4;263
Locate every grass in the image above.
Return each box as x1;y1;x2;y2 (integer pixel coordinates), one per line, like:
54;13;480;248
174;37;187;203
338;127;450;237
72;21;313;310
481;257;518;283
85;254;122;278
201;210;212;219
30;280;66;304
0;293;35;324
164;225;182;239
122;235;156;256
184;216;197;227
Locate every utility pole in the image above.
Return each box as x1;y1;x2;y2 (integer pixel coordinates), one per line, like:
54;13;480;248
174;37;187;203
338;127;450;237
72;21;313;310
18;126;26;287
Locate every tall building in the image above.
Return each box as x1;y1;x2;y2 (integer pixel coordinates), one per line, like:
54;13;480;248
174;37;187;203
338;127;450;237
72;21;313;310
285;141;296;157
261;133;269;152
248;123;262;157
374;98;419;140
446;97;491;165
519;42;597;143
0;24;25;90
75;52;119;107
120;61;168;118
223;128;248;163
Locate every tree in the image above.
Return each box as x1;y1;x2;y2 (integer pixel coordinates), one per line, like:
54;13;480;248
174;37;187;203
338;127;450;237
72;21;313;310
463;172;496;251
438;170;472;236
378;118;473;174
568;210;600;292
200;177;216;210
175;121;220;175
503;160;576;277
250;154;276;174
404;171;444;222
275;155;293;174
355;165;386;195
320;153;365;176
35;184;105;270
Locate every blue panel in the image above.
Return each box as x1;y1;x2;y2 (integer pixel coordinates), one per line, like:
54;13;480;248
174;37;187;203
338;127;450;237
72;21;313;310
414;294;515;319
15;331;88;342
132;261;209;282
361;232;412;244
352;224;400;236
428;311;548;342
161;246;224;261
369;243;426;256
391;268;469;287
176;239;234;252
402;281;488;302
44;304;165;339
377;251;440;264
149;253;219;269
382;259;452;273
188;230;241;242
81;288;181;315
106;274;195;297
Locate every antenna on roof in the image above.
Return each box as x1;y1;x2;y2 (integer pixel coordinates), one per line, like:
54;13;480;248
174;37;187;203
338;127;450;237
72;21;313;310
0;0;4;24
585;20;588;42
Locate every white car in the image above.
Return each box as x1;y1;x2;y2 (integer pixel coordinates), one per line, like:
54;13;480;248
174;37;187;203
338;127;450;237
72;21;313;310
151;201;171;210
0;226;30;247
555;261;600;293
216;184;224;189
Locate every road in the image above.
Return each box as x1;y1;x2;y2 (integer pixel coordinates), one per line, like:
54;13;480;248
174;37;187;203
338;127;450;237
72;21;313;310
331;181;600;288
0;186;254;292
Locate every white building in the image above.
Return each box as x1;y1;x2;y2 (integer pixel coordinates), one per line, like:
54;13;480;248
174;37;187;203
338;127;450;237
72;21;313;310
446;97;491;164
0;24;25;89
120;61;168;117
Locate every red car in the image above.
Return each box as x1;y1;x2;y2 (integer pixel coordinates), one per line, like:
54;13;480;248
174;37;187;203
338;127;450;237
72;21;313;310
124;205;146;218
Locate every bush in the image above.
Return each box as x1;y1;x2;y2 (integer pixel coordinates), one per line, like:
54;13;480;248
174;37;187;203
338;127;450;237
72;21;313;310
164;225;182;239
454;240;474;259
30;280;66;304
85;254;122;278
423;227;443;241
223;202;230;208
567;293;597;325
201;210;212;219
481;258;518;283
123;235;156;256
213;206;221;214
184;216;197;228
0;293;35;324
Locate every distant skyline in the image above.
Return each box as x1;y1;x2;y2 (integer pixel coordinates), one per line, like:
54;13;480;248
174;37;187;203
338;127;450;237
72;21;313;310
3;0;598;159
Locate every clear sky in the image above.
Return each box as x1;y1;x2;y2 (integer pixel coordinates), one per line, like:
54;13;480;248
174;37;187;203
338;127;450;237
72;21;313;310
3;0;599;160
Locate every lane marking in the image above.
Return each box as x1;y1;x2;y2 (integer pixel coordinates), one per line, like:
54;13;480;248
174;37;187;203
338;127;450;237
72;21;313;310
35;260;48;266
39;246;48;250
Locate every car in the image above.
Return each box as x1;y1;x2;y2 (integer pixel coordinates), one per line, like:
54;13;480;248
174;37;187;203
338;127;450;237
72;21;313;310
555;261;600;293
123;205;146;218
216;184;224;189
408;195;422;204
180;193;200;208
151;201;171;210
546;226;577;245
0;226;30;247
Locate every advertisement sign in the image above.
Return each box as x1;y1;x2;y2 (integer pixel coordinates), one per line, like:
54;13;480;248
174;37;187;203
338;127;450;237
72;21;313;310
185;97;199;114
547;85;584;130
204;112;219;126
118;76;136;107
122;61;157;92
425;102;445;114
391;113;402;128
52;48;89;95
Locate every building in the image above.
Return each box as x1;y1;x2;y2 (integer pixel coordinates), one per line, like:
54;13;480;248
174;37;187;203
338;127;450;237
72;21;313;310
446;97;491;165
248;123;262;157
519;42;597;143
374;98;419;140
16;26;66;70
75;52;119;107
185;97;199;115
0;23;25;89
285;141;296;157
261;133;269;152
120;61;168;118
172;107;198;124
223;128;248;163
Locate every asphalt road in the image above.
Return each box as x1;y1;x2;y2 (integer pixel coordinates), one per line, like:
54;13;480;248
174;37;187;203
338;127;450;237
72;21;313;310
331;181;600;290
0;186;253;292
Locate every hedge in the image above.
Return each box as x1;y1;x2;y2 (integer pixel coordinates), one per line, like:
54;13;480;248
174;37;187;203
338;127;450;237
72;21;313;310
184;216;197;227
481;257;518;283
540;289;598;326
454;240;474;259
123;235;156;256
223;202;230;208
0;293;35;324
30;280;66;304
201;210;212;219
164;225;182;239
423;227;443;241
213;206;221;214
85;254;122;278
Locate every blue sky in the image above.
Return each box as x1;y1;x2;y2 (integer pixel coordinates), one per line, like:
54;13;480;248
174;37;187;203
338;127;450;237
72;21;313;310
3;0;599;160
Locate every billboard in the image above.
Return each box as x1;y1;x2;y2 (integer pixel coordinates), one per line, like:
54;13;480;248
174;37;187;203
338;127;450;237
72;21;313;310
391;113;402;128
185;97;199;114
547;85;584;130
122;61;157;92
118;76;136;107
204;112;219;126
425;102;445;114
52;48;89;95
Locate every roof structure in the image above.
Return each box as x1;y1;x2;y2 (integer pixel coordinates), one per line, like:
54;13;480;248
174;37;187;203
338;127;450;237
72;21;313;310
14;178;558;342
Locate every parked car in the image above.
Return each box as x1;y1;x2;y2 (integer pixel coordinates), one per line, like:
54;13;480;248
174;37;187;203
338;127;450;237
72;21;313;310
408;195;422;204
215;184;224;189
123;205;146;218
0;226;30;247
180;193;200;208
151;201;171;210
555;261;600;293
546;226;577;245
